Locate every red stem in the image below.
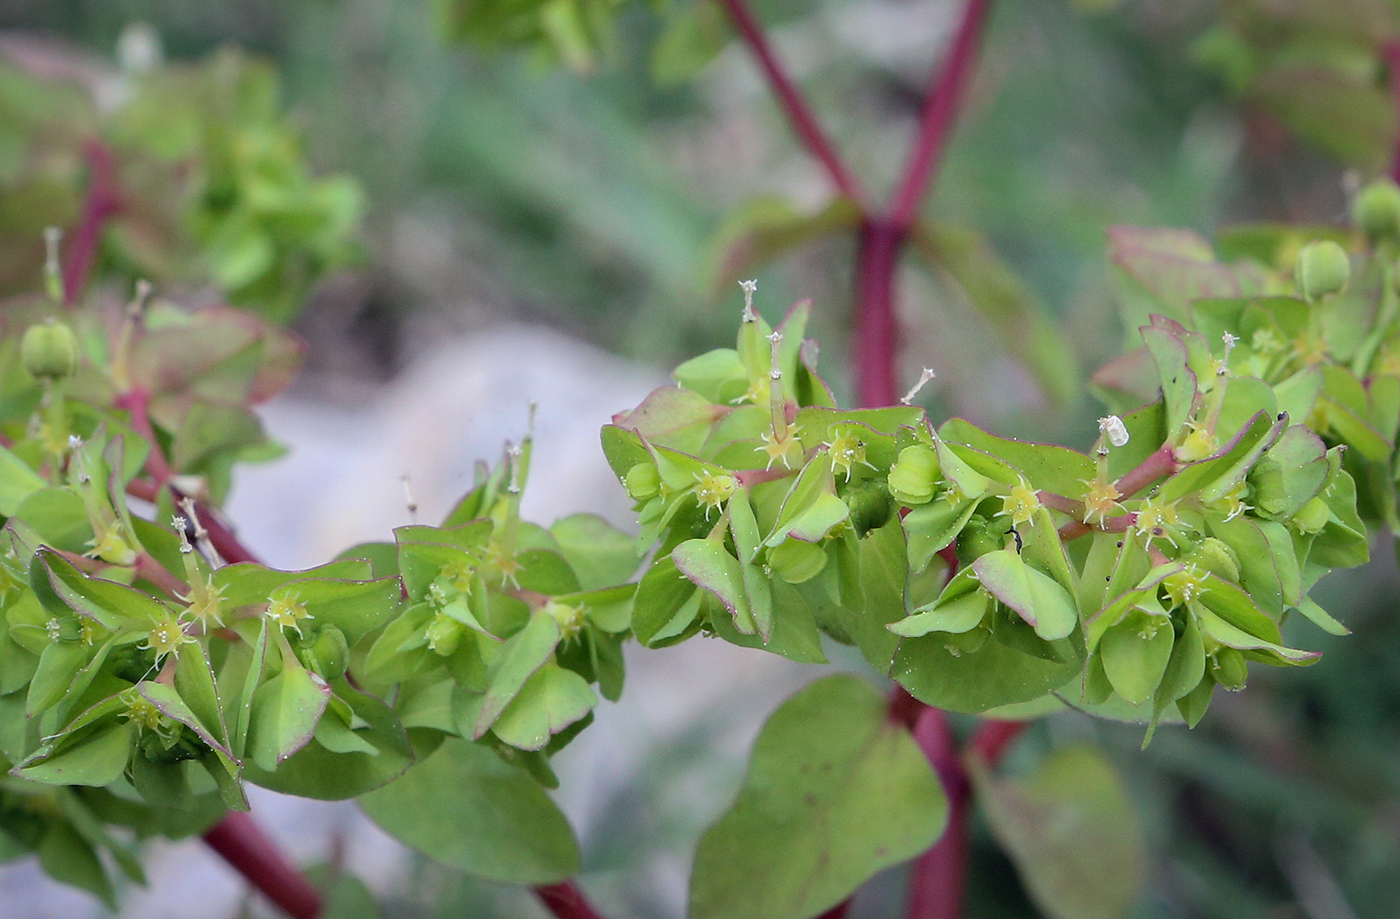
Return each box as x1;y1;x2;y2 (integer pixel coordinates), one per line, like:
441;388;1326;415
115;388;174;487
534;881;607;919
202;812;323;919
853;219;904;408
889;0;994;231
903;704;968;919
63;141;121;307
1115;443;1178;499
715;0;868;209
1386;41;1400;184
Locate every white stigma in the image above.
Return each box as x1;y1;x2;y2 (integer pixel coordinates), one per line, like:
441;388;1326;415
739;279;758;323
901;368;937;405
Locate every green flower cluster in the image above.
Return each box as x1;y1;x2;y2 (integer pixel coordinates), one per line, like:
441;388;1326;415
605;193;1400;735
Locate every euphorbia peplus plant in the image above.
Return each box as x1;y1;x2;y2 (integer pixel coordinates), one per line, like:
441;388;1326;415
2;195;1398;919
9;5;1400;919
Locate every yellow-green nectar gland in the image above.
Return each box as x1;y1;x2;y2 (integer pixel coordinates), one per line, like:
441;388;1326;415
826;428;874;481
79;619;106;647
1210;480;1252;522
761;421;803;469
143;612;193;660
120;692;164;732
88;524;138;567
1135;495;1180;546
1174;420;1219;464
1081;476;1123;526
997;480;1041;528
546;600;586;641
1163;565;1208;608
694;471;739;516
266;593;312;637
485;540;522;587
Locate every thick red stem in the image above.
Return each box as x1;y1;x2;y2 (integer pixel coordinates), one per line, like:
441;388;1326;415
853;220;904;409
715;0;867;209
63;141;121;307
534;881;607;919
1386;41;1400;184
903;704;968;919
889;0;994;231
203;812;323;919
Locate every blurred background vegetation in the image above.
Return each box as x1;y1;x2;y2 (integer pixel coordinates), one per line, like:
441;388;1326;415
1;0;1399;916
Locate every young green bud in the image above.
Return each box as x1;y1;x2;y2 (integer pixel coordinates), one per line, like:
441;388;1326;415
1294;240;1350;301
1292;495;1330;534
843;479;891;536
1352;180;1400;242
21;320;78;381
888;444;939;505
306;625;349;679
426;612;465;656
767;538;827;583
624;462;659;501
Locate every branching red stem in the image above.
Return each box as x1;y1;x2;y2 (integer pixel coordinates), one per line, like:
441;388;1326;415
854;220;904;408
203;813;323;919
1116;443;1178;499
889;0;994;231
1386;41;1400;184
63;141;121;307
715;0;867;209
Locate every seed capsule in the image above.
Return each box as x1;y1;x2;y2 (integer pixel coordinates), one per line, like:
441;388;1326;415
888;444;939;505
1352;180;1400;242
21;320;78;380
308;625;349;678
1294;240;1350;301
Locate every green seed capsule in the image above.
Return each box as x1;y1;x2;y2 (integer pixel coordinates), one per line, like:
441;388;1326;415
21;320;78;380
767;538;827;583
1352;180;1400;242
1209;647;1248;691
1294;240;1350;301
888;444;939;505
624;462;659;501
